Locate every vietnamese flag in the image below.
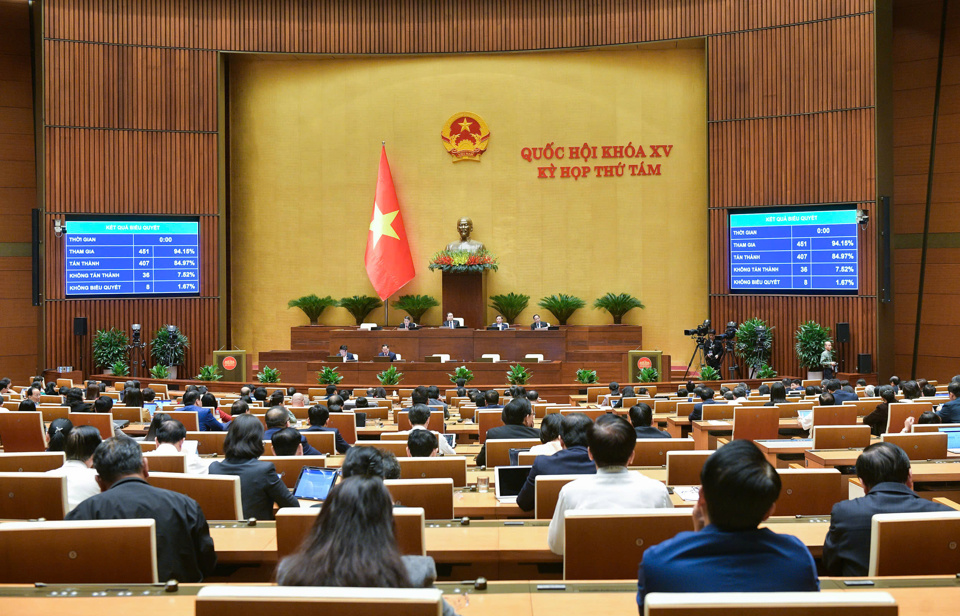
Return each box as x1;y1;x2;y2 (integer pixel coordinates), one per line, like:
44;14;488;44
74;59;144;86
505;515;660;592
365;146;415;300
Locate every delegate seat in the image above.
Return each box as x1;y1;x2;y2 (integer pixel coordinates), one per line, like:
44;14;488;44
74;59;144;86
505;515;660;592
384;478;454;520
731;407;780;442
885;402;933;433
869;511;960;576
633;438;695;466
881;432;948;461
147;472;242;520
534;474;583;520
0;451;65;473
0;472;68;520
484;438;541;468
665;451;712;486
397;456;468;487
326;413;358;444
774;468;845;516
811;425;872;450
397;410;444;433
0;411;46;452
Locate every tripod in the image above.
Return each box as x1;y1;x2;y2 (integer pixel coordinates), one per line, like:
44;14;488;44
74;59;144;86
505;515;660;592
127;341;147;378
682;336;708;381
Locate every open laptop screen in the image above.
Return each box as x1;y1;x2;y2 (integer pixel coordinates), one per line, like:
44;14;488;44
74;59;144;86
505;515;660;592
938;427;960;450
495;465;532;500
293;467;339;501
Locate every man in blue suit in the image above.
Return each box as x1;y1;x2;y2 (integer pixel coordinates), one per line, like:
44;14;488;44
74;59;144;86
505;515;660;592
262;407;322;455
823;442;953;576
687;387;717;421
301;404;352;454
377;344;398;361
637;440;819;610
937;381;960;423
181;390;225;431
336;345;356;361
516;413;596;512
827;379;859;404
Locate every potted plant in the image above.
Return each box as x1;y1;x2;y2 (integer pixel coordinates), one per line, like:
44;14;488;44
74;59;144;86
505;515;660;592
196;364;223;381
92;328;129;373
795;321;832;380
377;365;403;386
111;360;130;377
638;367;660;383
391;294;439;325
734;318;774;378
489;292;530;324
538;294;586;325
151;325;189;380
287;294;337;325
448;365;474;385
698;366;720;381
506;364;532;385
317;366;344;385
757;364;778;379
593;292;644;324
149;364;169;379
257;366;282;383
338;295;383;326
575;368;598;384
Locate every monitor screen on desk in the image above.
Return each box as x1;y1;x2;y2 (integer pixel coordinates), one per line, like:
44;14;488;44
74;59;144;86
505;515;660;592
939;427;960;450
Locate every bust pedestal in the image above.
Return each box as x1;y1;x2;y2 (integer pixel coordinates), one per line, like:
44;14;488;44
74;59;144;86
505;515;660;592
441;271;487;330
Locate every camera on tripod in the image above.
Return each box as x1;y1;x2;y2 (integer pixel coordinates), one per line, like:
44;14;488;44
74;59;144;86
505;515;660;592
715;321;739;341
684;319;715;338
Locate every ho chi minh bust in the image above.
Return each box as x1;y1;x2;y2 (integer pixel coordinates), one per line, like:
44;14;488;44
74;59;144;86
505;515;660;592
445;217;485;254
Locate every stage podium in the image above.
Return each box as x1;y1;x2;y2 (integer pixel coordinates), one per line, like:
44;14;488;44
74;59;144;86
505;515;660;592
626;350;663;381
212;350;247;382
441;271;487;330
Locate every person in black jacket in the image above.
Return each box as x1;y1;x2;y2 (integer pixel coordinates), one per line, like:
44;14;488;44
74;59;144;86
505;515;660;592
516;412;596;511
66;436;216;582
475;397;539;467
209;414;298;520
630;403;670;438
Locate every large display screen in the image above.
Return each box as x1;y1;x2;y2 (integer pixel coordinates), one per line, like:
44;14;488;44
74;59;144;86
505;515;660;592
729;207;858;294
64;217;200;298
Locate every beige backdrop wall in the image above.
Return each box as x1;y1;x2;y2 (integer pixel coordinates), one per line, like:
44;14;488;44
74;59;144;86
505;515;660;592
229;44;708;364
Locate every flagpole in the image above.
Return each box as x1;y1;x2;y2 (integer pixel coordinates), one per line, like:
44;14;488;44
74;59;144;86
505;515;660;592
382;140;388;327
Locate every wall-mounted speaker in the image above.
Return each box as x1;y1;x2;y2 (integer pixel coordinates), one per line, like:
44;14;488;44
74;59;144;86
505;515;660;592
73;317;88;337
836;322;851;343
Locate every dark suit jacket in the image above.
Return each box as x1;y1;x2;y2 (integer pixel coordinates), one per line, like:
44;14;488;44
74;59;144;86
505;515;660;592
398;323;418;330
378;351;398;361
302;425;351;454
491;323;509;330
183;404;225;431
832;390;859;404
688;398;717;421
263;426;321;456
863;403;889;437
441;320;461;329
823;482;953;576
531;321;549;330
475;424;540;467
208;457;299;520
516;446;596;511
635;426;671;439
938;398;960;423
66;476;216;582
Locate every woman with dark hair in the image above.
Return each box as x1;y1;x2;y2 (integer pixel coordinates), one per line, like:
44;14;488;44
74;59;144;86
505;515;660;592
863;385;898;437
123;387;144;408
46;417;73;451
84;383;100;401
44;381;58;396
65;387;90;413
208;414;298;520
202;391;232;422
17;399;37;412
46;425;102;511
764;382;788;406
528;413;563;456
144;412;172;442
276;475;460;616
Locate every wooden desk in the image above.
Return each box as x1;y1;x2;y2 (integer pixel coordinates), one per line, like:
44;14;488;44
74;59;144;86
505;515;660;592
691;418;802;450
805;449;863;469
755;438;814;468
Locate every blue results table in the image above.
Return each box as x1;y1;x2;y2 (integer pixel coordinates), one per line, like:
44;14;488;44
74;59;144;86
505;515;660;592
65;220;200;296
729;210;858;292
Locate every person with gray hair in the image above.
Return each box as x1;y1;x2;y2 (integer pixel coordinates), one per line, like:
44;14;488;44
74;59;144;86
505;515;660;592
66;436;217;582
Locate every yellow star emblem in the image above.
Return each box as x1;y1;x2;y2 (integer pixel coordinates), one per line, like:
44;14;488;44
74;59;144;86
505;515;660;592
369;202;400;248
457;117;473;133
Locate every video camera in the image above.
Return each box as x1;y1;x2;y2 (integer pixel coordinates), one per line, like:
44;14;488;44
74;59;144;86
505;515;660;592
715;321;739;341
684;319;715;338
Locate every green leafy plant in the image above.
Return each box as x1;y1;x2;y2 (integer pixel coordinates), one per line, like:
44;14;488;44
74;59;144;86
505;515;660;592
575;368;598;384
338;295;383;326
538;294;586;325
489;292;530;324
151;326;190;367
196;364;223;381
638;367;660;382
757;364;779;379
257;365;282;383
391;294;439;324
506;364;532;385
376;365;404;386
795;321;833;370
317;366;344;385
698;366;721;381
734;317;774;372
110;360;129;377
448;365;474;384
287;294;337;325
149;364;169;379
92;328;130;370
593;292;645;324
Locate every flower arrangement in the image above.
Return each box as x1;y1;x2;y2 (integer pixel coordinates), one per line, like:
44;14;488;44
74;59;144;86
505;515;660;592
428;249;499;273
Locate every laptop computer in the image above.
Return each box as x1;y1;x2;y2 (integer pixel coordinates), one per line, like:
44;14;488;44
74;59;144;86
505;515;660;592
442;433;456;448
494;465;532;504
939;427;960;453
797;409;813;422
292;466;340;502
144;401;158;418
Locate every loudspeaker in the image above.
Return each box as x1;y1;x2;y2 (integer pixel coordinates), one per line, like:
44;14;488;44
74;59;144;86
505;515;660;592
73;317;88;337
858;353;873;374
836;322;851;343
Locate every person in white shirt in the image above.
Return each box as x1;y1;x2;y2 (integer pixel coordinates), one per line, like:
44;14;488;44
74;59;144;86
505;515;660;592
46;425;102;511
147;419;210;475
547;414;672;554
528;413;563;457
397;404;455;455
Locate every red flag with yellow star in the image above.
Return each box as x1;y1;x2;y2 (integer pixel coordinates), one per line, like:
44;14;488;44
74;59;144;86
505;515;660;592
365;146;415;300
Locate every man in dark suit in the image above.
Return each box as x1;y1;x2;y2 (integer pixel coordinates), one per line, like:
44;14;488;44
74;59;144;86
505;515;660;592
630;403;670;438
336;344;356;361
66;436;217;582
478;389;503;410
442;312;461;328
398;315;418;330
823;442;953;576
937;381;960;423
530;313;550;330
516;412;596;511
827;379;859;404
475;397;539;467
378;344;398;361
491;315;509;330
181;390;226;431
687;387;717;421
302;404;352;454
263;407;322;455
427;385;449;419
